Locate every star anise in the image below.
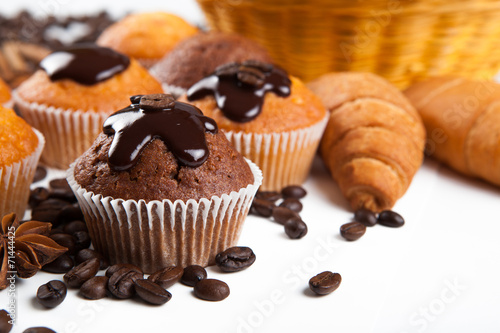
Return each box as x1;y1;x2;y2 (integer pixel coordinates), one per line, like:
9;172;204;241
0;213;67;289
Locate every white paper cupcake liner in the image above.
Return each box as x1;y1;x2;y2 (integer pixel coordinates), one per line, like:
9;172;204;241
161;83;187;98
13;91;110;170
0;129;45;218
66;159;262;273
224;114;328;191
3;98;14;109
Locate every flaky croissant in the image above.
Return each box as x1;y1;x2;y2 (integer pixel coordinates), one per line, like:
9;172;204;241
308;72;426;212
405;76;500;186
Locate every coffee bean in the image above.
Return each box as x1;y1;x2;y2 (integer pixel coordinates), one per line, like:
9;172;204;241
193;279;230;301
48;178;75;202
237;65;266;87
42;254;74;273
354;208;377;227
106;263;142;278
33;166;47;183
215;247;256;272
340;222;366;241
281;185;307;199
49;228;66;235
272;206;301;225
31;198;70;223
309;271;342;295
255;191;282;202
181;265;207;286
378;210;405;228
23;327;56;333
63;220;88;234
148;266;183;289
108;267;143;299
29;187;49;209
284;218;308;239
64;258;100;288
0;309;13;333
36;280;67;308
134;279;172;305
251;198;275;217
279;198;303;213
73;231;91;251
50;233;77;255
80;276;109;300
56;203;84;225
76;249;109;270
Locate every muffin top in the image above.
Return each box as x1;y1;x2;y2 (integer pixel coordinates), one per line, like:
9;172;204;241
151;32;272;90
0;78;10;105
97;12;198;63
14;44;162;113
0;106;39;166
180;61;326;133
73;94;254;202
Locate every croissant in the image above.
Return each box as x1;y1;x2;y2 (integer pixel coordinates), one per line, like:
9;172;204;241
404;76;500;186
308;73;426;212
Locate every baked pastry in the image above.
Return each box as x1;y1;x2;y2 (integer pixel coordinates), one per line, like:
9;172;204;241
182;61;327;191
150;31;272;96
405;76;500;186
0;77;11;108
13;44;162;169
0;105;44;218
67;94;262;272
97;12;198;68
308;72;426;212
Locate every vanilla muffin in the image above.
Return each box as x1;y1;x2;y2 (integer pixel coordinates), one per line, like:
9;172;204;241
68;94;262;272
13;44;162;169
97;12;198;68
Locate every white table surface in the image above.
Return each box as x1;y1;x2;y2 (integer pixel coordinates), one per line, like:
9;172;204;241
1;1;500;333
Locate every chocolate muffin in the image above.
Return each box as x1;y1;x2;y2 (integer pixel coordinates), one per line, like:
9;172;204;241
150;32;272;95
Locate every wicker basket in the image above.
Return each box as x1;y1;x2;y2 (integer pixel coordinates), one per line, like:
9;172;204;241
197;0;500;88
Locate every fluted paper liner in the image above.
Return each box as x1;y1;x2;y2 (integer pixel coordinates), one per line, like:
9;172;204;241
13;91;110;170
224;115;328;191
67;159;262;273
0;129;45;218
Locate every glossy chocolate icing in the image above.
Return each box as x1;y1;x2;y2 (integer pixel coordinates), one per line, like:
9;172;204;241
103;94;218;171
186;61;291;123
40;44;130;85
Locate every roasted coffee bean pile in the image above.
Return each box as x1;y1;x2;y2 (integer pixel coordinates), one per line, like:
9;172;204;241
339;208;405;241
250;185;308;239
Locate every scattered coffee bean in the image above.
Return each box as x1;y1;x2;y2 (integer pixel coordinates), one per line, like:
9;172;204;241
76;249;109;270
148;266;183;289
215;247;256;272
33;166;48;183
56;203;84;225
48;178;75;202
354;208;378;227
134;279;172;305
181;265;207;286
31;198;70;223
49;228;66;236
63;220;88;234
42;254;74;273
281;185;307;199
309;271;342;295
284;218;308;239
193;279;230;301
279;198;303;213
340;222;366;241
80;276;109;300
0;309;13;333
251;198;275;217
29;187;49;209
106;263;142;278
272;206;301;225
108;267;143;299
36;280;67;308
50;233;77;255
23;327;56;333
377;210;405;228
73;231;91;251
255;191;282;202
64;258;100;288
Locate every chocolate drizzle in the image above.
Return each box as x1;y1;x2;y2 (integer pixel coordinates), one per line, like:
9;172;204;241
187;60;291;123
103;94;218;171
40;44;130;85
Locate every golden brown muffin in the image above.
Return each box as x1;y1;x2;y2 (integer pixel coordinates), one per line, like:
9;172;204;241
97;12;198;67
0;78;11;106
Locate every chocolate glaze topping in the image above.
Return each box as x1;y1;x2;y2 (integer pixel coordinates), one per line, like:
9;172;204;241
187;60;291;123
103;94;218;171
40;44;130;85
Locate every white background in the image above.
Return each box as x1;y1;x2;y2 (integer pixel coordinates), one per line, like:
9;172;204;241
1;1;500;332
